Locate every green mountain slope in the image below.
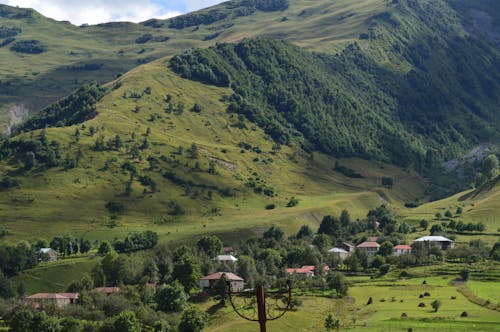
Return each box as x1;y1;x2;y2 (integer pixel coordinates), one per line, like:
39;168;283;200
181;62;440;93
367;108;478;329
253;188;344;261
0;0;499;244
0;59;427;242
1;0;498;136
169;0;500;169
0;0;389;131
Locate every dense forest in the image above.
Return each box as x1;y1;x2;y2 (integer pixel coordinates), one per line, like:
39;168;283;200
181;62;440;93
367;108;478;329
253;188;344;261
170;0;500;171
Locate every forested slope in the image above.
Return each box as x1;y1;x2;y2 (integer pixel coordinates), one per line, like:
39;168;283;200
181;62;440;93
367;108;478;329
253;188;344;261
170;0;500;169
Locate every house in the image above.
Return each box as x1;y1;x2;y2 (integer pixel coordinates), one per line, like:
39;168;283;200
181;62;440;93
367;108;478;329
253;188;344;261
328;247;351;260
213;255;238;263
92;287;120;296
26;293;79;309
200;272;244;292
285;267;314;278
39;248;57;262
286;265;329;278
339;242;354;253
414;236;454;250
223;246;235;255
356;241;380;256
393;244;412;256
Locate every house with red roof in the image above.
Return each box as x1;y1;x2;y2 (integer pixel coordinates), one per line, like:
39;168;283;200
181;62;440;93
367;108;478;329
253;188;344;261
199;272;244;292
285;265;329;278
393;244;412;256
356;241;380;256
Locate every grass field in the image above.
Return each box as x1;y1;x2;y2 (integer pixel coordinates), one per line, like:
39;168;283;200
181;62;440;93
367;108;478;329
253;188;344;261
202;276;500;331
10;256;100;294
467;280;500;306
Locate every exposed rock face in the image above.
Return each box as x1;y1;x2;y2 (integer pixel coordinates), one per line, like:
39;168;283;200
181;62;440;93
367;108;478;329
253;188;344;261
6;104;29;135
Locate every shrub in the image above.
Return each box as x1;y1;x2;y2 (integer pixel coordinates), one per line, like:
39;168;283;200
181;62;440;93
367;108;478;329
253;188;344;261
265;204;276;210
10;39;46;53
286;197;299;207
418;302;425;307
105;201;125;215
136;34;153;44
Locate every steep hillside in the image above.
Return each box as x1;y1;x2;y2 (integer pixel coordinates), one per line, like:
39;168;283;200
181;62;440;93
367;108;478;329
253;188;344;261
4;0;498;133
0;58;427;243
0;0;499;243
170;0;500;169
0;0;389;131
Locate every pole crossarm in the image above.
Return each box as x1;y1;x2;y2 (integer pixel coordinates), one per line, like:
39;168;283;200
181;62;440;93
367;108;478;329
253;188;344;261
227;280;293;331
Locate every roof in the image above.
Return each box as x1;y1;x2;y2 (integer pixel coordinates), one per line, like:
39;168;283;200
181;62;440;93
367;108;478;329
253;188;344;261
394;245;412;250
223;246;234;251
92;287;120;294
328;247;348;253
40;248;56;254
200;272;243;281
213;255;238;262
414;236;453;242
356;241;380;248
286;268;314;275
26;293;79;300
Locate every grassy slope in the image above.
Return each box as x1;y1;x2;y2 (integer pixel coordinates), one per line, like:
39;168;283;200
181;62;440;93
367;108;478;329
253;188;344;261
0;0;387;129
401;177;500;243
0;58;427;244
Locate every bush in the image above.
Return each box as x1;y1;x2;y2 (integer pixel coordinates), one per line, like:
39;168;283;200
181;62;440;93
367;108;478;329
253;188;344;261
265;203;276;210
0;176;19;190
136;34;153;44
10;39;46;53
286;197;299;207
105;201;125;215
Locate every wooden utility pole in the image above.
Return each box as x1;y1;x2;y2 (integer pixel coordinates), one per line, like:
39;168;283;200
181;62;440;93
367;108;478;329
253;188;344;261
256;286;267;332
228;280;292;332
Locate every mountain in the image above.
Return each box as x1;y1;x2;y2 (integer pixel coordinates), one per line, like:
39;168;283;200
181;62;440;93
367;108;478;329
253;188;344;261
0;0;499;242
0;0;389;132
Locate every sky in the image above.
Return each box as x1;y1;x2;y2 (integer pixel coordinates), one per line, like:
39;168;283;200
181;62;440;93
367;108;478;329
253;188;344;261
0;0;227;25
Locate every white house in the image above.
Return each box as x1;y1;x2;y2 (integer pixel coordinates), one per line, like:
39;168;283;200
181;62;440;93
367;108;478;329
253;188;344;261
213;255;238;263
26;293;78;309
199;272;244;292
328;247;351;260
414;236;454;250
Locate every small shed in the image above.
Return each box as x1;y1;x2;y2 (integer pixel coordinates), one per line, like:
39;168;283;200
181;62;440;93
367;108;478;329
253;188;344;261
92;287;120;296
339;242;355;253
39;248;57;262
223;246;235;255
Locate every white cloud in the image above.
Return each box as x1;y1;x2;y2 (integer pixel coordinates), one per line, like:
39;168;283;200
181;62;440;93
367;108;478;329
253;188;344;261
183;0;227;12
0;0;184;25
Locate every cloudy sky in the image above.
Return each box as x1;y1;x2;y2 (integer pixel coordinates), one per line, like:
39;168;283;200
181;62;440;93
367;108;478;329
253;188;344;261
0;0;227;25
